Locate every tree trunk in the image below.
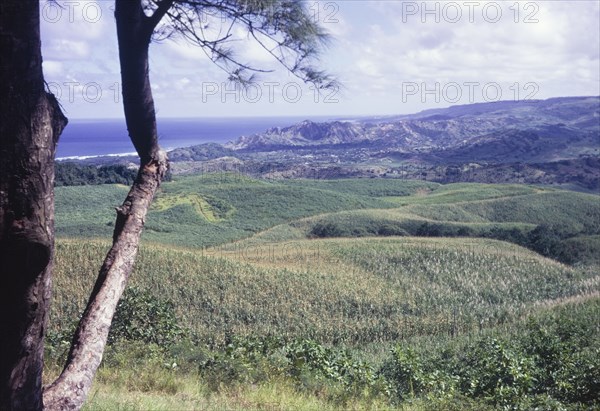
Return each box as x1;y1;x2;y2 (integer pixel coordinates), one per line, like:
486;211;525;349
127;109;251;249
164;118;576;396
115;0;160;163
43;1;168;409
0;1;68;410
42;154;167;411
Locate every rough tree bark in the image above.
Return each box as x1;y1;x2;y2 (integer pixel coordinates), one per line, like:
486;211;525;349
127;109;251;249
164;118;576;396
42;1;170;409
0;1;68;409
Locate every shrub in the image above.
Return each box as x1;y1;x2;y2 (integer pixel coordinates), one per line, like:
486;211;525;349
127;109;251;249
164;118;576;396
458;338;536;407
382;346;426;399
310;222;347;238
107;286;185;347
199;337;390;400
381;300;600;409
55;162;139;186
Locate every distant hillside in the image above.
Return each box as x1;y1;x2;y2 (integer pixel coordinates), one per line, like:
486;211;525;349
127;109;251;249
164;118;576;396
55;176;600;265
225;96;599;164
373;96;600;124
67;97;599;191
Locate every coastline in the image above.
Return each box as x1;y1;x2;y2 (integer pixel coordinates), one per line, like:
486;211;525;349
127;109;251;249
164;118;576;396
56;152;140;162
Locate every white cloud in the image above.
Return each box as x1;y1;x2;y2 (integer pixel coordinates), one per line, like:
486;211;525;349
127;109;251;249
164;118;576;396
238;35;278;66
162;41;208;63
328;0;600;113
175;77;192;91
43;61;63;77
38;0;600;118
44;39;90;59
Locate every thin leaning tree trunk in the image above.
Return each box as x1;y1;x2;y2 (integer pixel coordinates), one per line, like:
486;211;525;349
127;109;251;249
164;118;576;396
43;1;169;409
42;154;167;410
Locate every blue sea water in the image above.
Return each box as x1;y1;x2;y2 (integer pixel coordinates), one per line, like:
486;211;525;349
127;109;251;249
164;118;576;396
56;116;324;159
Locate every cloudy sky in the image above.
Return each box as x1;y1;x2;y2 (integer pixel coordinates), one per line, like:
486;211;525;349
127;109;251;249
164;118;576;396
41;0;600;119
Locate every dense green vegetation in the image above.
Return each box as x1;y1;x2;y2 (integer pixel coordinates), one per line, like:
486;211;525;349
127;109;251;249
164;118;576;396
47;238;599;409
55;175;600;264
49;175;600;409
55;162;139;186
56;174;405;246
381;299;600;409
279;178;441;198
49;238;596;346
219;179;599;265
46;296;600;411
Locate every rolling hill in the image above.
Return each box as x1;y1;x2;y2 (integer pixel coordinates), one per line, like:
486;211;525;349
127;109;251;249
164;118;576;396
55;176;600;264
50;237;596;346
49;176;600;409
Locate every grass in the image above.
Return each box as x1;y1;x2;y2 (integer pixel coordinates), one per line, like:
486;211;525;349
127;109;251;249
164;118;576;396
383;183;544;205
55;184;130;237
407;190;600;233
57;174;402;247
49;176;600;408
50;236;598;346
56;176;600;263
52;177;600;343
82;371;392;411
215;178;600;265
278;179;441;198
152;193;233;222
46;272;599;410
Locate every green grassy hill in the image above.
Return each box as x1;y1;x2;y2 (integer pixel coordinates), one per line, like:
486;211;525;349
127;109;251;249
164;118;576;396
50;237;597;345
55;184;131;237
50;176;600;409
56;174;410;247
49;237;599;410
197;178;599;265
55;176;600;263
406;190;600;231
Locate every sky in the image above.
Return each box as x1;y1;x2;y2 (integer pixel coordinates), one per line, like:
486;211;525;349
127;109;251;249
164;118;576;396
40;0;600;119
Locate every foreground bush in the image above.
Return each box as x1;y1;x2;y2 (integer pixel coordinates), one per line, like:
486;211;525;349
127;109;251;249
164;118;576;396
108;286;185;346
382;299;600;409
198;337;391;404
45;298;599;409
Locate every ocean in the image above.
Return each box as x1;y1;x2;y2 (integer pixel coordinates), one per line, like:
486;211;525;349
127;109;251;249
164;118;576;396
56;116;325;159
